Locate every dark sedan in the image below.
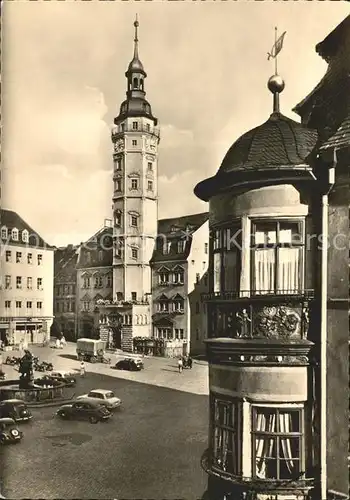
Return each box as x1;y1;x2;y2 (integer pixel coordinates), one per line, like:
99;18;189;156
0;418;23;444
115;358;143;371
56;399;112;424
0;399;33;423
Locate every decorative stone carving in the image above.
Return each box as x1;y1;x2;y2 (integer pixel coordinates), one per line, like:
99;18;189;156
235;308;252;337
253;305;301;339
114;140;124;153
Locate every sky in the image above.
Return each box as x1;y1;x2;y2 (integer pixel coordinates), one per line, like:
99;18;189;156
2;2;349;247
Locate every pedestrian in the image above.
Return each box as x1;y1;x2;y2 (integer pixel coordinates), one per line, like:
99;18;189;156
178;357;183;373
60;335;66;347
188;356;193;369
80;361;86;377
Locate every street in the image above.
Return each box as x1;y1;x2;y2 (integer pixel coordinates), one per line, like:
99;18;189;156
0;345;209;499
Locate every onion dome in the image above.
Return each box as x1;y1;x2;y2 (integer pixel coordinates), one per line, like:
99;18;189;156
194;74;318;202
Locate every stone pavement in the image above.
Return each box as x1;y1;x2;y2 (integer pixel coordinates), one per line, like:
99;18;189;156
1;342;209;396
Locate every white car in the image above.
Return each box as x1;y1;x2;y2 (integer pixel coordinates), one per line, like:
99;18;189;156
77;389;121;410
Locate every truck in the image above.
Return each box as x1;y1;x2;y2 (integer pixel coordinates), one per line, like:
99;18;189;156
76;338;111;364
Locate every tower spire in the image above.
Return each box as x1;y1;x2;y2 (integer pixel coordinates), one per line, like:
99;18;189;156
267;28;287;114
133;15;139;60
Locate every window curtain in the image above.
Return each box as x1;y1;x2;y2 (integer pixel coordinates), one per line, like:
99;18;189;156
223;250;238;293
213;403;235;473
253;249;275;294
255;411;276;479
255;410;299;479
277;248;300;293
213;253;222;293
279;412;297;475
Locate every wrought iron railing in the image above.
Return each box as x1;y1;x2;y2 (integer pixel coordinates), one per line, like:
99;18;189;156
111;125;160;140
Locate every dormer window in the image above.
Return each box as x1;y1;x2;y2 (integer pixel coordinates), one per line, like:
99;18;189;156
162;241;171;255
177;240;185;253
1;226;7;239
12;228;19;241
22;230;29;243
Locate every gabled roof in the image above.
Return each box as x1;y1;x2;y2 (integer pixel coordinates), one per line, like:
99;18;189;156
54;245;79;279
77;226;113;270
1;209;52;249
151;212;209;264
316;15;350;62
157;212;209;236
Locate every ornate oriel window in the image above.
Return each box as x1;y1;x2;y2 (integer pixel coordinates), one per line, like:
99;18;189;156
251;220;304;295
211;396;240;475
252;405;304;480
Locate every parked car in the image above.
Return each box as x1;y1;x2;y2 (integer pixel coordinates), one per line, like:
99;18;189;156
77;389;121;410
40;370;76;387
0;418;23;444
115;358;143;371
56;400;112;423
0;399;32;423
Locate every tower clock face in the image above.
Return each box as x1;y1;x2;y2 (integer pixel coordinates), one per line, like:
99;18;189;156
114;140;124;153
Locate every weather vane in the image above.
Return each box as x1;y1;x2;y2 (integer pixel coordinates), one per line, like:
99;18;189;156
267;27;287;75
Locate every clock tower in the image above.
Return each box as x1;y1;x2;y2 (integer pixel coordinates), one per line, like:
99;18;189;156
111;17;160;304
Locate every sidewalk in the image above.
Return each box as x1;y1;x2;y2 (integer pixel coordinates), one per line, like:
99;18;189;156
1;342;209;396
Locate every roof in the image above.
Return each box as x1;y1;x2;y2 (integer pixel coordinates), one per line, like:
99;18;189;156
88;389;114;395
0;209;52;249
0;399;25;405
195;113;318;202
320;114;350;150
218;113;318;174
150;212;209;264
54;245;79;279
77;226;113;269
293;15;350;138
316;15;350;62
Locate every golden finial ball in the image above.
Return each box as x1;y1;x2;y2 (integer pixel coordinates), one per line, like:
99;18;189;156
134;20;139;28
267;75;285;94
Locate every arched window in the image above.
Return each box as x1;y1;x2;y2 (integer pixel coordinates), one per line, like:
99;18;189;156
22;230;29;243
133;77;138;89
11;228;19;241
140;80;144;90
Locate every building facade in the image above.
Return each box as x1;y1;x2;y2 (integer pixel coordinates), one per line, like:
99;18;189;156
194;18;349;500
294;16;350;499
76;226;113;339
150;213;209;357
0;209;54;346
53;244;79;341
98;19;159;352
189;270;209;356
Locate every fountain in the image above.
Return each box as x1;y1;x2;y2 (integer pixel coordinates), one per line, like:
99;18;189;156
0;349;66;403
